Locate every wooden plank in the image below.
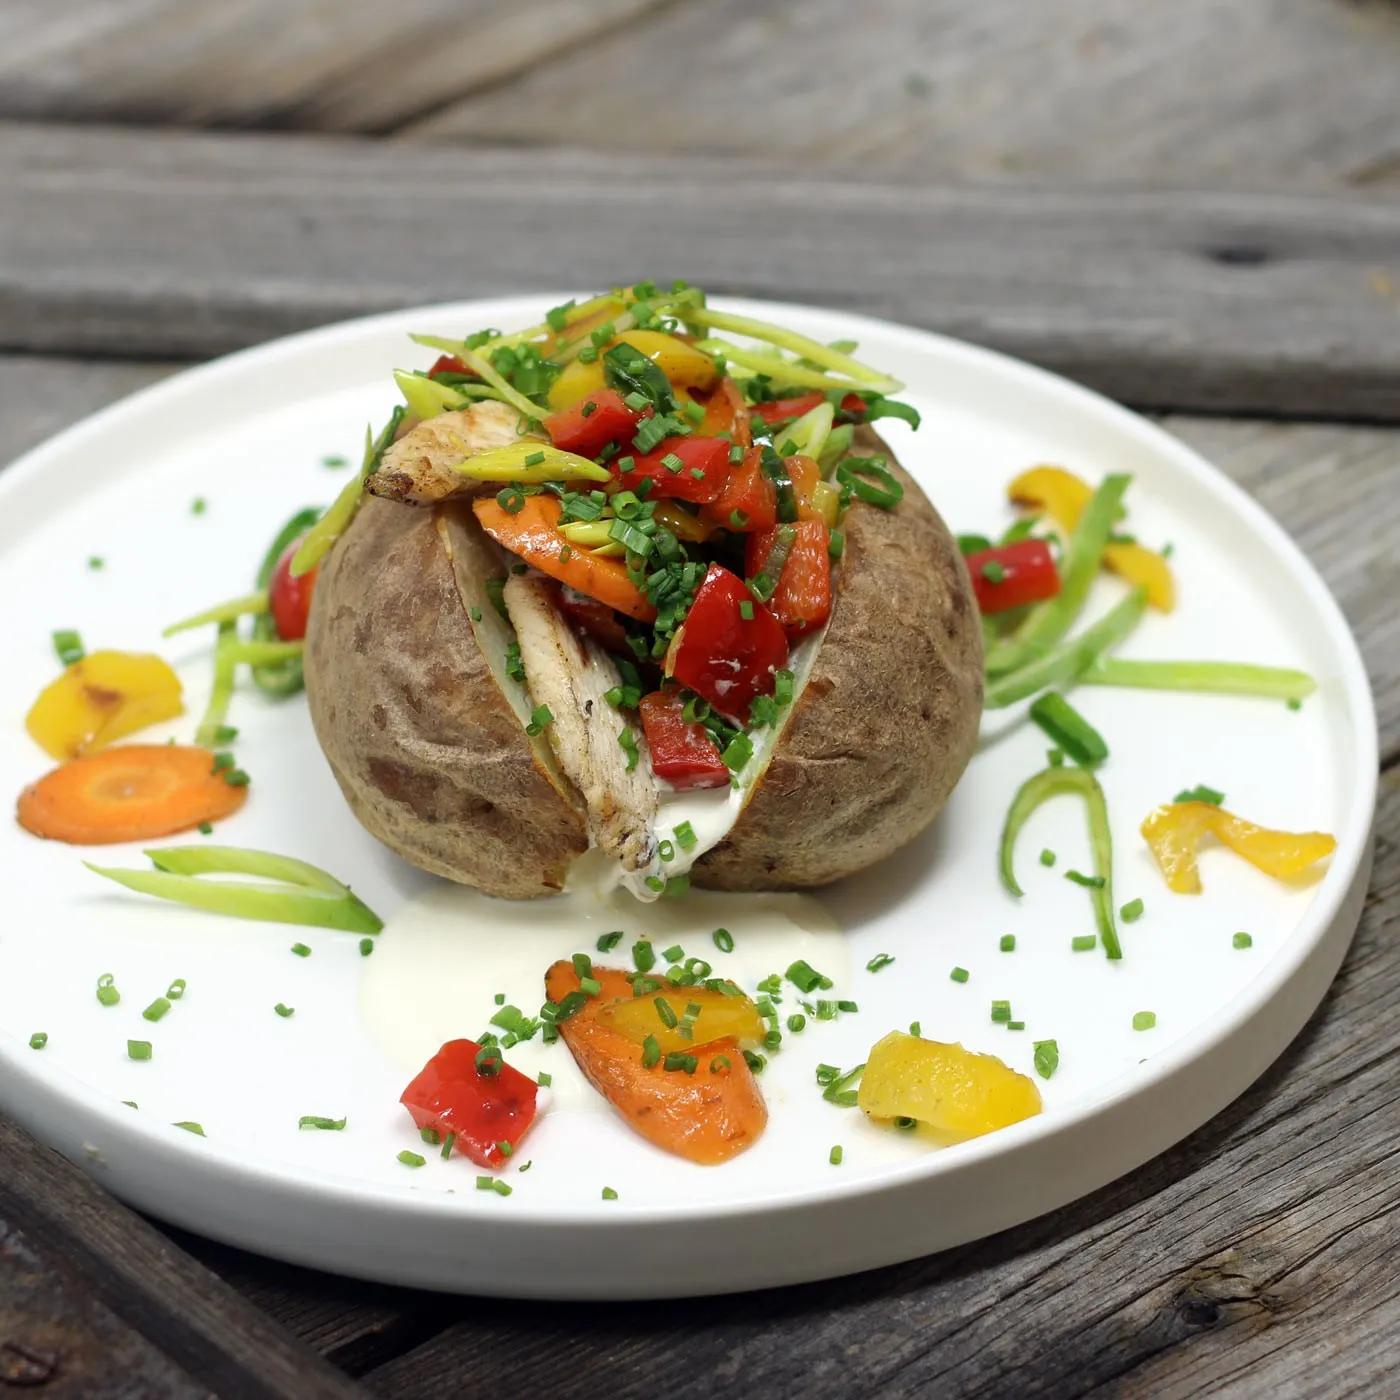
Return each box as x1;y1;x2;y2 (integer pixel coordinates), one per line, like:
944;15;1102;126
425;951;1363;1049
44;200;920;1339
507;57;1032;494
3;124;1399;419
2;1216;201;1398
0;0;673;134
3;1;1397;193
409;0;1400;193
0;1114;363;1397
361;760;1400;1395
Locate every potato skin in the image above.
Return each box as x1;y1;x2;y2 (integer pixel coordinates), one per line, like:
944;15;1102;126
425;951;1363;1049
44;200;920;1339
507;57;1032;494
304;496;587;898
693;428;983;890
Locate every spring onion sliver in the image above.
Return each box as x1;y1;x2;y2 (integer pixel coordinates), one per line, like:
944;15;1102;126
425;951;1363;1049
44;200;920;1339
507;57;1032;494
984;587;1148;709
86;846;383;935
453;442;608;484
1080;656;1316;702
193;619;237;747
163;592;269;638
684;308;901;391
1028;692;1107;766
985;473;1132;677
999;764;1122;960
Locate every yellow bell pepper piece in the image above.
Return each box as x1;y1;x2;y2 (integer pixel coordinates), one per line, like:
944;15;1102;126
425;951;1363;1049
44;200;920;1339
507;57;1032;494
1009;465;1175;611
453;443;610;484
858;1031;1041;1143
651;501;714;543
1140;802;1337;894
810;480;842;529
547;357;608;411
598;986;764;1055
26;651;184;760
615;331;719;392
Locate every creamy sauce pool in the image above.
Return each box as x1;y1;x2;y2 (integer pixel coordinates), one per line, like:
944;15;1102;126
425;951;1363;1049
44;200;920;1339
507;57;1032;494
360;880;847;1111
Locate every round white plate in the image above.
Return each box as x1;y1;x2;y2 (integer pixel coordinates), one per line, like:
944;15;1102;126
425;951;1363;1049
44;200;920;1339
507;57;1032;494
0;298;1376;1298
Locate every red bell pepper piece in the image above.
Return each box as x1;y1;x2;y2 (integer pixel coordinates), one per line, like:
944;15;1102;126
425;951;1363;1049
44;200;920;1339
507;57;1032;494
702;446;777;532
965;539;1062;614
746;520;831;637
268;538;317;642
427;354;470;379
400;1039;539;1170
544;389;641;459
614;436;731;505
638;690;730;790
553;585;631;654
695;377;752;447
752;393;824;425
668;564;789;721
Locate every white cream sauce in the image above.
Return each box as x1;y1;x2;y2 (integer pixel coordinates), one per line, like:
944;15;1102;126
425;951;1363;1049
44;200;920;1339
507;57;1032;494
360;880;847;1112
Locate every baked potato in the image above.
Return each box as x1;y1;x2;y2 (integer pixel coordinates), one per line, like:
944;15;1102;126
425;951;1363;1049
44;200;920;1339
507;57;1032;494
303;291;983;900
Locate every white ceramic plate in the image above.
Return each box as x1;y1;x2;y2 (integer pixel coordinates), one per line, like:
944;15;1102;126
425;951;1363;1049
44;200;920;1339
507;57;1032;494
0;298;1376;1299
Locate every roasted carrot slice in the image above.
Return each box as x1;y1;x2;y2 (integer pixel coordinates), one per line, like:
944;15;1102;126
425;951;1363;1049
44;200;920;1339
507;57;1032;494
473;495;657;621
545;961;767;1164
17;745;247;845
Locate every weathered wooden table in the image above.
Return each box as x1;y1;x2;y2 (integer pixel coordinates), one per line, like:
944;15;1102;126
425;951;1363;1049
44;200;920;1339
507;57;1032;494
2;4;1398;1394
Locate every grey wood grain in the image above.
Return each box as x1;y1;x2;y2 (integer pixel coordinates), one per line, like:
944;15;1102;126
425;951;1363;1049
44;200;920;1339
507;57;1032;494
0;0;673;134
4;124;1400;420
409;0;1400;193
0;1115;363;1398
4;1;1398;193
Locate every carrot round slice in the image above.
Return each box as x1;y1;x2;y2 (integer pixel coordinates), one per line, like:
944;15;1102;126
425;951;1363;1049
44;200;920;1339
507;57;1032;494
545;961;767;1164
473;494;657;621
17;745;247;845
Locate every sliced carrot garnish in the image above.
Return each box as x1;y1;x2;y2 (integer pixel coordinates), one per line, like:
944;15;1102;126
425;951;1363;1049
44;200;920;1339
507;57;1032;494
473;495;657;621
17;745;247;845
545;961;767;1164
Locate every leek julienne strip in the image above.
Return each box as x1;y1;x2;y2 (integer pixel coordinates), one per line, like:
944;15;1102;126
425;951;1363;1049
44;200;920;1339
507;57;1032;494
193;619;237;747
983;587;1148;709
684;307;902;392
693;340;879;395
87;846;383;934
163;592;269;638
1081;656;1316;702
985;473;1133;677
999;765;1121;960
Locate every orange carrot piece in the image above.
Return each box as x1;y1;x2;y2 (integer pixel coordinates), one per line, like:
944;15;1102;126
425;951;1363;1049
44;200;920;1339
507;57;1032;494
17;745;247;845
545;961;767;1165
473;495;657;621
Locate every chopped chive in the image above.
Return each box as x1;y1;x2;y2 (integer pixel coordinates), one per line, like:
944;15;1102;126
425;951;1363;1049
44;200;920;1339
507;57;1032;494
712;927;734;954
709;1054;731;1073
1029;691;1109;767
198;821;214;835
173;1121;205;1136
298;1115;346;1131
441;1132;457;1159
1132;1011;1157;1031
537;1071;552;1087
602;1186;619;1200
837;1000;858;1013
496;1140;513;1157
1287;697;1303;711
950;966;970;984
274;1003;295;1018
865;953;895;973
633;939;656;974
525;703;554;736
1007;1020;1025;1031
786;959;830;993
579;976;602;997
29;1032;47;1050
999;935;1016;952
641;1034;661;1068
142;997;171;1023
127;1040;153;1061
359;938;375;957
743;1050;766;1074
1174;783;1225;806
1065;869;1105;889
87;555;105;570
190;496;207;515
1233;932;1253;949
398;1150;426;1167
596;930;624;952
664;1051;698;1074
815;1064;840;1085
96;973;120;1008
661;944;684;963
1071;934;1097;952
1039;848;1057;867
1120;897;1145;923
166;978;187;1000
1033;1039;1059;1079
52;628;85;666
990;1000;1011;1023
829;1145;844;1166
420;1127;441;1145
909;1021;922;1037
654;997;679;1029
674;821;698;851
291;943;312;958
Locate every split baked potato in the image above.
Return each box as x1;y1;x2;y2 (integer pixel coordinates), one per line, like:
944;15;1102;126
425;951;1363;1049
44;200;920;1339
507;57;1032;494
302;291;982;899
